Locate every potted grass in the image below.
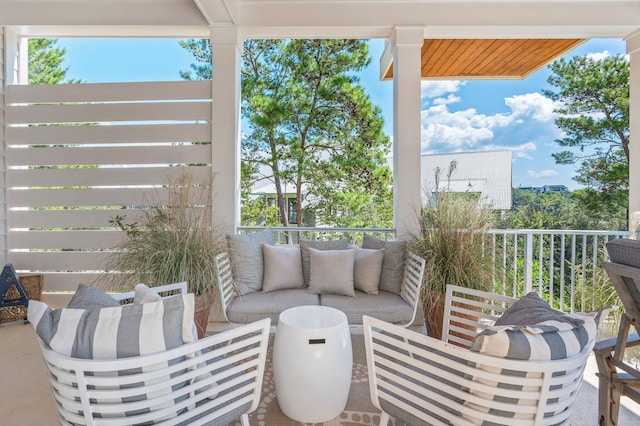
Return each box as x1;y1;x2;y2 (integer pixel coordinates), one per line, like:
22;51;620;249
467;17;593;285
407;162;498;340
99;172;225;338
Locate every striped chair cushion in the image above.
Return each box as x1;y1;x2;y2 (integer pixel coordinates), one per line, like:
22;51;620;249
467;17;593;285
470;292;600;360
28;294;195;359
28;294;196;423
464;292;602;423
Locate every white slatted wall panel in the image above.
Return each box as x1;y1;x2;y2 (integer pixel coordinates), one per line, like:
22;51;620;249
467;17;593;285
5;80;213;304
0;29;7;266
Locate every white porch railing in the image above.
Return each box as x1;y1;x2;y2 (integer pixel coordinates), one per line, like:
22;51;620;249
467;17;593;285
487;229;630;313
238;226;631;313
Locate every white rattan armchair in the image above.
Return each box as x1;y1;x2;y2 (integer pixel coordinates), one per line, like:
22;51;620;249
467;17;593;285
35;283;271;426
364;285;595;426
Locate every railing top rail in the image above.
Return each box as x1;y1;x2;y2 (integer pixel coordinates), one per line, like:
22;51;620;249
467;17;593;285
487;229;631;237
237;226;397;234
238;226;631;238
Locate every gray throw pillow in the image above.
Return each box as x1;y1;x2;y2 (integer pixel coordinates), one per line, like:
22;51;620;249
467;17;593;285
134;283;162;304
226;229;274;295
307;248;356;297
494;292;581;328
262;244;304;292
67;284;120;309
362;234;407;295
300;238;349;287
352;246;384;294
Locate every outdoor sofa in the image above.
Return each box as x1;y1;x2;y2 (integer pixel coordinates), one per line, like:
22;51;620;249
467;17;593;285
214;230;426;328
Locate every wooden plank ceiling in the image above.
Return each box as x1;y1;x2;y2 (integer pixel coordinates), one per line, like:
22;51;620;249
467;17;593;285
383;39;585;80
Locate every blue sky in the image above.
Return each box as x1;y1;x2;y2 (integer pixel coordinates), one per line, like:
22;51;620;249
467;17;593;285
58;37;626;190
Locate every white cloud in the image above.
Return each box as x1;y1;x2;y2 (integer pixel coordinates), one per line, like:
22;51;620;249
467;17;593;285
420;105;504;151
504;93;557;122
421;81;465;99
419;90;561;153
586;50;611;61
433;94;461;105
526;169;559;178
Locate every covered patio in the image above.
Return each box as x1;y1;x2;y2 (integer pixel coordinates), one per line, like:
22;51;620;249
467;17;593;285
2;1;640;424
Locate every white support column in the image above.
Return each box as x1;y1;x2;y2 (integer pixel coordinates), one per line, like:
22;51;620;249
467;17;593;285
627;31;640;235
210;24;243;234
390;26;423;238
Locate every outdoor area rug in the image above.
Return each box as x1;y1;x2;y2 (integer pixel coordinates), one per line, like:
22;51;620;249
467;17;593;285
229;333;404;426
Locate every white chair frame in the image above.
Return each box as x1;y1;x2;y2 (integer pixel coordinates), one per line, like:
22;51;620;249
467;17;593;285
364;285;595;426
110;281;188;304
37;284;271;426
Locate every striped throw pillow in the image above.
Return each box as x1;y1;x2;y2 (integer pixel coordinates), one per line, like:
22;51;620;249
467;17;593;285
28;293;195;359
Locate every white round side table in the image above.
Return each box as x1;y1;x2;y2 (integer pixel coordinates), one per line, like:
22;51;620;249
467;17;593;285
273;305;353;423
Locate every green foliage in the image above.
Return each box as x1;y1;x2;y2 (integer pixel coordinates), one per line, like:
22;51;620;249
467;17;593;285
543;54;629;216
178;39;212;80
28;38;81;84
574;261;623;334
98;173;225;300
496;189;626;231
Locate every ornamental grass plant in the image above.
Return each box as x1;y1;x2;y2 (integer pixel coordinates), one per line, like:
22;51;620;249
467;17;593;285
407;162;499;337
98;172;225;303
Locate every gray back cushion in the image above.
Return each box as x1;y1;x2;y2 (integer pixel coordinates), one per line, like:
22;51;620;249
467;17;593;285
67;284;120;309
362;234;407;295
226;229;274;295
607;238;640;268
300;238;349;287
606;238;640;309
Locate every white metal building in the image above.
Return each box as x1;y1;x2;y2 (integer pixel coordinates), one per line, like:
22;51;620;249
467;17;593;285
421;150;512;210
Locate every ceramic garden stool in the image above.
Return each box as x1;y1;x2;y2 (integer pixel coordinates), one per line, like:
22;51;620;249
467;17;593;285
273;305;353;423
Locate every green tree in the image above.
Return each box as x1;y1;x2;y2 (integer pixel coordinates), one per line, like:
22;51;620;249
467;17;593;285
181;38;393;227
496;189;626;230
178;39;211;80
241;39;392;228
28;38;81;84
543;55;628;219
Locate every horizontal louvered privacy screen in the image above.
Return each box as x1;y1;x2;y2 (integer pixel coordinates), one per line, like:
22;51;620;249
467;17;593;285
5;81;213;304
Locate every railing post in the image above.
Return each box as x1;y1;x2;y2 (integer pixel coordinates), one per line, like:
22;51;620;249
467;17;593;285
523;232;534;294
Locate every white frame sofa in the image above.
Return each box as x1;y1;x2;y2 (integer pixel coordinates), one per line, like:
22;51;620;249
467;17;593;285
214;233;427;328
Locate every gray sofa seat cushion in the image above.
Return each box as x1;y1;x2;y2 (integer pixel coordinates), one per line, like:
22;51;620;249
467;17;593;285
320;290;422;325
226;289;320;324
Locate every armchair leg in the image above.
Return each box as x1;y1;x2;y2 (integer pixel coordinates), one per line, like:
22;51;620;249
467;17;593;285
240;413;250;426
379;412;390;426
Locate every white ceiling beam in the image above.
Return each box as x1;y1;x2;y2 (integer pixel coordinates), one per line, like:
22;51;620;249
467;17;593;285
237;1;640;39
1;1;639;39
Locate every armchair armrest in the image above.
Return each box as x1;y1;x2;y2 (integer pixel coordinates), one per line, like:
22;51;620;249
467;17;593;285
594;333;640;355
112;282;188;304
399;250;426;327
214;251;236;322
